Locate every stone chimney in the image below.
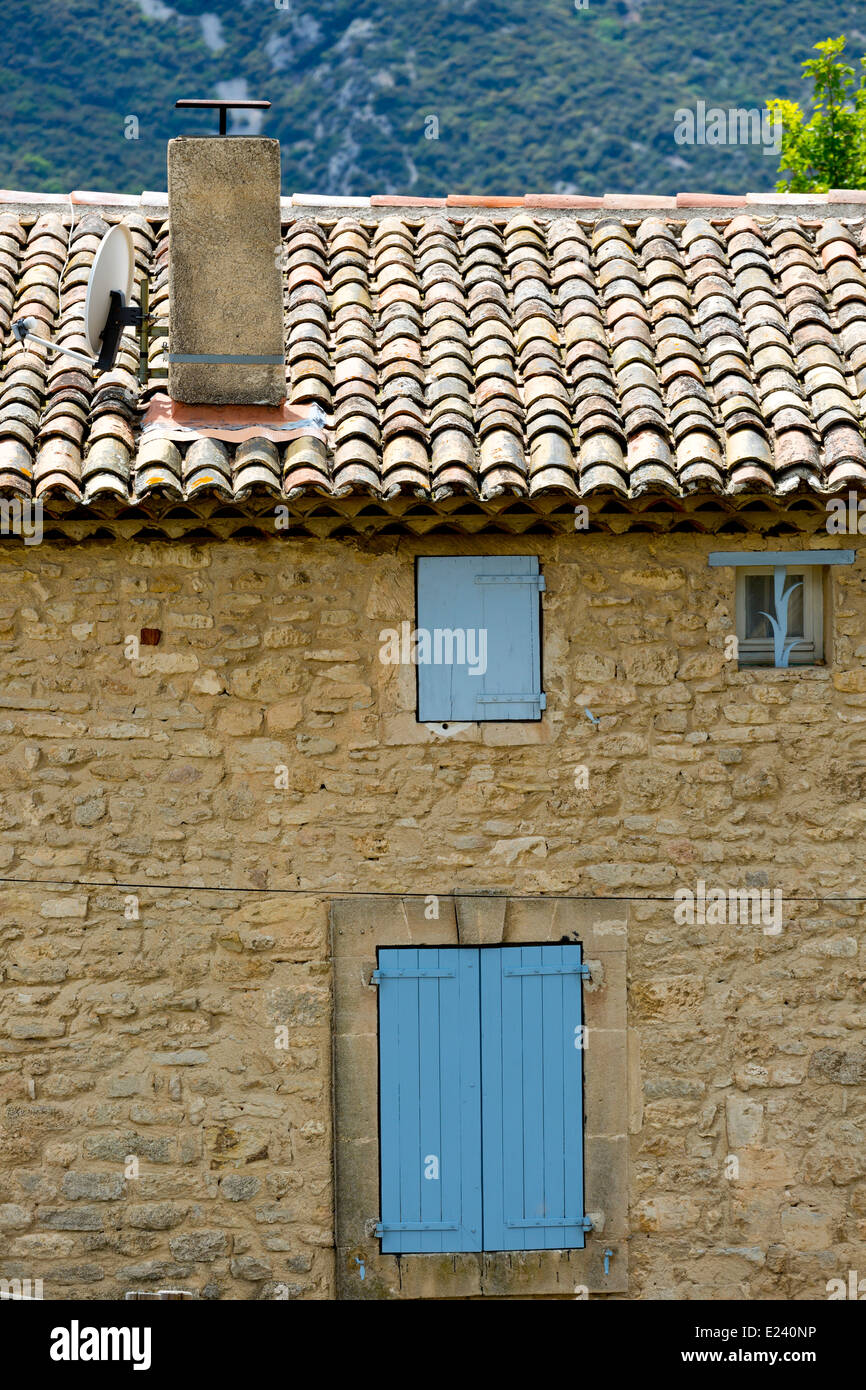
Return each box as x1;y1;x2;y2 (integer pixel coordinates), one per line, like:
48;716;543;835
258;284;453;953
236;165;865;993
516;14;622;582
167;135;284;406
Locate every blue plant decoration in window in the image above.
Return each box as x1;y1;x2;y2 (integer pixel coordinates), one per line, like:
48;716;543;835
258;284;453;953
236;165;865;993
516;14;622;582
759;565;803;668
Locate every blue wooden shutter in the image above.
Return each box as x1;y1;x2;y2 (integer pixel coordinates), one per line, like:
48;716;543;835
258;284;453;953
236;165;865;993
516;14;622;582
375;947;482;1253
416;555;545;722
480;944;588;1251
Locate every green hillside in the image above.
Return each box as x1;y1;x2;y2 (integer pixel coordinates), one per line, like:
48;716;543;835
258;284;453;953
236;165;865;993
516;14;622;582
2;0;865;197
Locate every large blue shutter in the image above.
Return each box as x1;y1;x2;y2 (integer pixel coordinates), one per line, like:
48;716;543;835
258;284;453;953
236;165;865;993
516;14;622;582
416;556;544;722
376;947;482;1252
480;944;587;1251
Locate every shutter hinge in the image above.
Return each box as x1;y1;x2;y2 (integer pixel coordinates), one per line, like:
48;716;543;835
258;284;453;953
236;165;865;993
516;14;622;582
475;692;546;710
474;574;545;590
505;1215;594;1230
376;1221;459;1235
370;967;456;983
504;962;591;978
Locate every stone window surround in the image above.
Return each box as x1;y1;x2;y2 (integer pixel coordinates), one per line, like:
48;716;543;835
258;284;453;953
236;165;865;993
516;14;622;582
331;894;629;1299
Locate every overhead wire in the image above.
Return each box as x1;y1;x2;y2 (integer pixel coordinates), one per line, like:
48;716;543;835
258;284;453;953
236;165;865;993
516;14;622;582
0;875;862;903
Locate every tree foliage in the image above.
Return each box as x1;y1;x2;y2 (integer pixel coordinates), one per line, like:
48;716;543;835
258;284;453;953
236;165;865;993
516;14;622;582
770;36;866;191
4;2;866;197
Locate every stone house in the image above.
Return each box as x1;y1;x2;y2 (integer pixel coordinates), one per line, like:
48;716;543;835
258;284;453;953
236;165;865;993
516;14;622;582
0;135;865;1301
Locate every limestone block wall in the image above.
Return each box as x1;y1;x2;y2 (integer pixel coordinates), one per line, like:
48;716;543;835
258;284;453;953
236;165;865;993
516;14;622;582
0;527;863;1299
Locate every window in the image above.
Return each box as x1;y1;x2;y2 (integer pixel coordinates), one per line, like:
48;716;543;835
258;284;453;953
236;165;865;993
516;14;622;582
415;555;545;721
709;548;855;670
373;944;588;1254
736;564;823;667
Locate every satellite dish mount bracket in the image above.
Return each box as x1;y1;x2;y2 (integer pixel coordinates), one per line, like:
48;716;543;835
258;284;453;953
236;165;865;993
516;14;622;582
97;289;147;374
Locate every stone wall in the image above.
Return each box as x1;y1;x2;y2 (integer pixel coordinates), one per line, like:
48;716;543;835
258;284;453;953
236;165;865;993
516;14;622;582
0;526;864;1299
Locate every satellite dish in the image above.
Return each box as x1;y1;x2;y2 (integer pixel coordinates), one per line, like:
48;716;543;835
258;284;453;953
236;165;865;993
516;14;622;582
11;223;150;382
84;223;135;357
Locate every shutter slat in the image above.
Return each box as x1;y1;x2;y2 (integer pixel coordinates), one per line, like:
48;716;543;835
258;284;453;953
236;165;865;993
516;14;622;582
458;950;483;1247
378;947;403;1246
560;944;587;1248
480;946;506;1249
439;943;462;1252
541;949;566;1250
418;956;441;1252
522;946;545;1252
397;948;420;1242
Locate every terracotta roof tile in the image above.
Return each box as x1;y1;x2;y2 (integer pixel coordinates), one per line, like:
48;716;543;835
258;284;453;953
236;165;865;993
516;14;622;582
292;193;371;208
3;199;866;508
525;195;604;209
70;190;140;207
448;195;525;208
0;190;70;205
676;193;748;208
371;196;447;208
746;191;828;204
604;194;677;209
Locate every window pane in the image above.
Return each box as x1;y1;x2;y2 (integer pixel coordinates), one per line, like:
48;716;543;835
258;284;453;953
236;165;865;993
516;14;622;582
785;575;804;637
744;575;772;639
744;572;804;641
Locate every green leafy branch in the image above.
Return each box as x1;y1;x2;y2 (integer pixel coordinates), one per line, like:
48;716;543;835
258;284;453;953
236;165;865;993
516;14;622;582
769;36;866;193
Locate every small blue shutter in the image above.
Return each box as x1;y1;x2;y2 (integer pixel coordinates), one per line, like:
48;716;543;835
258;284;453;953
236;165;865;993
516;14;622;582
377;947;482;1252
480;944;587;1251
416;555;544;722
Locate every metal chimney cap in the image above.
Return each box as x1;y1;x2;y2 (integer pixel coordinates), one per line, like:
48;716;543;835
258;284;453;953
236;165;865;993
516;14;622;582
175;98;271;136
